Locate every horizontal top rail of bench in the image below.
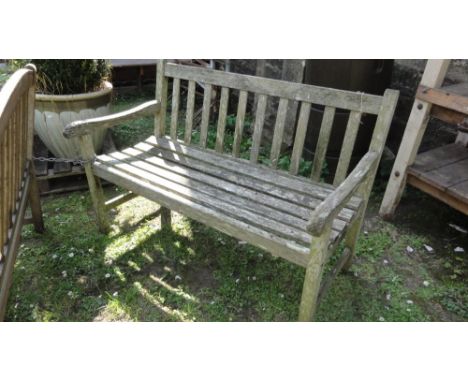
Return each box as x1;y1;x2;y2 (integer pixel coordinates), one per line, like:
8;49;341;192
164;63;383;115
0;67;35;137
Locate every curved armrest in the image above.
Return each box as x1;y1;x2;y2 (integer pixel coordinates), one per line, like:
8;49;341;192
63;100;160;138
307;151;379;236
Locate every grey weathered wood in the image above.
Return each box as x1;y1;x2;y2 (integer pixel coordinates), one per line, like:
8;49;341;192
232;90;248;158
63;100;160;138
215;87;230;153
200;84;212;148
290;102;311;175
311;106;335;181
270;98;289;168
184;80;196;144
170;77;180;140
165;63;383;114
155;60;168;137
250;94;267;163
307;151;378;236
333;110;362;186
105;191;137;210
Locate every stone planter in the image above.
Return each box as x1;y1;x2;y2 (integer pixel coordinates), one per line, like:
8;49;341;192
34;81;112;158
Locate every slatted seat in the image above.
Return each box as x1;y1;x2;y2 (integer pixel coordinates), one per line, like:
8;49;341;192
94;136;363;267
64;60;399;321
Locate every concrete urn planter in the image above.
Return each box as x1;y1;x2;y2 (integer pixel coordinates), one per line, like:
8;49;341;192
34;81;112;158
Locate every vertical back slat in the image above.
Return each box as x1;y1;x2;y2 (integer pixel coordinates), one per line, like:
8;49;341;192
232;90;248;158
154;60;168;137
333;110;362;186
199;84;212;148
310;106;335;181
215;87;230;153
170;77;180;140
289;102;312;175
250;94;268;163
269;98;289;168
184;80;196;144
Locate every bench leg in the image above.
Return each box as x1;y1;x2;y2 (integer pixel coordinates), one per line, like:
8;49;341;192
298;229;330;321
161;207;172;229
342;212;365;271
28;169;45;233
85;171;109;234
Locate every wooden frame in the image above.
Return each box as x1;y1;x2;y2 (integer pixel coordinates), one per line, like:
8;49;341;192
65;60;399;321
0;65;44;320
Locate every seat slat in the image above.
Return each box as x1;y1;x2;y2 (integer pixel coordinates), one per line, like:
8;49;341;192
103;146;349;235
146;136;362;210
184;80;196;144
290;102;311;175
94;161;311;267
334;111;362;186
270;98;289;168
215;87;230;153
250;94;267;163
232;90;248;158
200;84;212;148
125;142;356;225
311;106;335;181
170;77;180;140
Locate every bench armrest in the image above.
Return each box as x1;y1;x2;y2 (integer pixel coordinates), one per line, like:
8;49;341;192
307;151;379;236
63;100;160;138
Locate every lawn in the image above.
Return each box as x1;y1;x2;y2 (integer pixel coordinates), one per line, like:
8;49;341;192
5;93;468;321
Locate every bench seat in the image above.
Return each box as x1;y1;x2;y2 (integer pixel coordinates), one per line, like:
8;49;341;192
93;136;363;268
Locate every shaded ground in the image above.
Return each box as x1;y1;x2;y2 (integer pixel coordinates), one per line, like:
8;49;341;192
5;92;467;322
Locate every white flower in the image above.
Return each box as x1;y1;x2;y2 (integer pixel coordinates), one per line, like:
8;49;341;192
67;291;73;297
112;291;118;297
379;316;385;322
406;299;414;305
423;281;430;287
62;271;67;277
68;253;74;258
235;278;240;284
52;254;58;259
105;273;111;278
175;275;182;281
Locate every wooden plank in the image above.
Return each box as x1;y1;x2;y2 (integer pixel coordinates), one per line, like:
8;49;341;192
165;63;383;114
105;191;137;210
407;174;468;216
154;60;168;137
184;80;196;144
199;84;212;148
146;136;362;210
334;111;362;186
380;60;449;219
411;143;468;173
311;106;335;181
250;94;267;163
417;84;468;115
232;90;248;158
269;98;289;168
102;147;350;235
409;157;468;190
215;87;230;153
290;102;311;175
170;77;180;140
93;161;312;267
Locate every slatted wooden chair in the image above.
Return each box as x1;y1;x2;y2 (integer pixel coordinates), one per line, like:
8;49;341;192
64;60;398;321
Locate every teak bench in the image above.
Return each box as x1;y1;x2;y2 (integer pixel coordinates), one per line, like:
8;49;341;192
64;60;399;321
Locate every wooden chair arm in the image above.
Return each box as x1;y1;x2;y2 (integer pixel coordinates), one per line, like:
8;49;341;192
63;100;160;138
307;151;379;236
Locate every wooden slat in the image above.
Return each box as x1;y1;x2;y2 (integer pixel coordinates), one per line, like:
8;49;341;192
417;84;468;115
154;60;168;137
184;80;196;144
334;111;362;186
232;90;248;158
215;87;230;153
410;143;468;173
290;102;312;175
165;63;383;115
250;94;267;163
138;137;362;214
311;106;335;181
105;144;352;232
170;77;180;140
270;98;289;168
199;84;212;148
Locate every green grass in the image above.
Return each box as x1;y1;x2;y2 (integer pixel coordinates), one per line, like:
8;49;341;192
5;93;467;321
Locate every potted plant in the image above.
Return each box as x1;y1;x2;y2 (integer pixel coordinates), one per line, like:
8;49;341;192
25;59;112;158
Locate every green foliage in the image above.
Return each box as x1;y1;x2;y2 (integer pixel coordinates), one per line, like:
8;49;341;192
11;59;111;95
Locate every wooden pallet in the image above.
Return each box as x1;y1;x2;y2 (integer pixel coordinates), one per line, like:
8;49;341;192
380;60;468;218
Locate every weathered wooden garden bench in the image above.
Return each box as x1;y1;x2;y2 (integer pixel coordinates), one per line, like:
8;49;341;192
64;60;398;321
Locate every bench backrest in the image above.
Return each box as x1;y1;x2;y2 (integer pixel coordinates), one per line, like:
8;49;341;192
154;60;398;186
